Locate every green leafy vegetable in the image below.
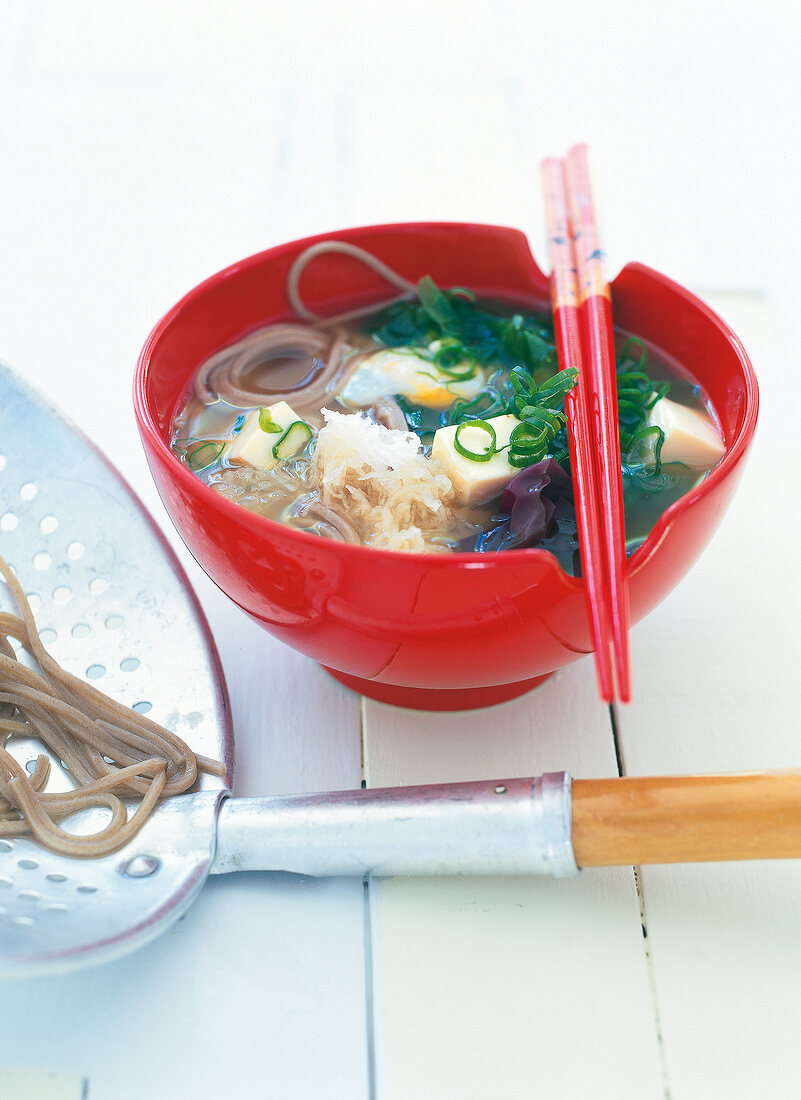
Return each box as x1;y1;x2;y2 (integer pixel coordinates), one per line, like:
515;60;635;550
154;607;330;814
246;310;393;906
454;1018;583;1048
418;275;458;328
366;278;558;377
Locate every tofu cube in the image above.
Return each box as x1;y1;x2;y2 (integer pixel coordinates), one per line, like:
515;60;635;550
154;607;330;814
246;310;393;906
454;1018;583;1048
432;414;520;505
647;396;725;471
227;401;303;469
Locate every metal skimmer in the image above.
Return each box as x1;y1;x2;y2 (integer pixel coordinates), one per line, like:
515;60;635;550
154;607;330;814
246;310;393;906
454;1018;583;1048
0;364;576;980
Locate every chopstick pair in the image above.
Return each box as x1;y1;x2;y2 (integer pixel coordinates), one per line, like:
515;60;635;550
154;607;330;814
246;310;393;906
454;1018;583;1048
541;145;630;703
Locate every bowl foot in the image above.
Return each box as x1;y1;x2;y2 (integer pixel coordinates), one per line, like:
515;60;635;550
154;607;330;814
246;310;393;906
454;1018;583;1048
321;667;553;711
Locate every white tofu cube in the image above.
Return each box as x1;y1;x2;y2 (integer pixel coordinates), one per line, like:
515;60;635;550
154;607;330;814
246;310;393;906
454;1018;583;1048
227;401;303;469
432;414;520;505
647;396;725;471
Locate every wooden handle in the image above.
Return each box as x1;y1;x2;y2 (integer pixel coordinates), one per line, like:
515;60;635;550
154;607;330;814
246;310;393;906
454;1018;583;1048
571;772;801;867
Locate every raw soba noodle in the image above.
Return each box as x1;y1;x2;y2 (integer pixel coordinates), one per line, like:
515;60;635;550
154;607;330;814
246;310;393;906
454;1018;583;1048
0;554;225;858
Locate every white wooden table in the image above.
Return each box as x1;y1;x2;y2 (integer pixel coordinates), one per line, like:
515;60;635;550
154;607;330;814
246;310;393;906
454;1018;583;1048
2;3;800;1097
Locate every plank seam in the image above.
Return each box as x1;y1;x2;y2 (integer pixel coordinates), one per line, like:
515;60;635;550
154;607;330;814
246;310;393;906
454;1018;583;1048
363;876;378;1100
633;867;673;1100
613;702;673;1099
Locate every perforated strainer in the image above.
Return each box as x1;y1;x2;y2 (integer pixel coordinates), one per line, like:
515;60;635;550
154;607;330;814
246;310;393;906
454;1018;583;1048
0;364;234;977
0;364;577;979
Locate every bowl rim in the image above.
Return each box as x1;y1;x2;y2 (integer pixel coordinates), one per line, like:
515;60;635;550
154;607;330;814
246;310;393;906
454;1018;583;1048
133;221;759;578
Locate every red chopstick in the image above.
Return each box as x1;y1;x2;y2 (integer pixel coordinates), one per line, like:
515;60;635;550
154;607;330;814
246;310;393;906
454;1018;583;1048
563;143;631;702
541;157;616;703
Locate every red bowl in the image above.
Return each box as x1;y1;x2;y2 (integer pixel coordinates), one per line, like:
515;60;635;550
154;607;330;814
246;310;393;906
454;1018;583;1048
134;223;758;710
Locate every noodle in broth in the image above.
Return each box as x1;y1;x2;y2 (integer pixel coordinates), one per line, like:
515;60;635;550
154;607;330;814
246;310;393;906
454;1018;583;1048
173;243;726;569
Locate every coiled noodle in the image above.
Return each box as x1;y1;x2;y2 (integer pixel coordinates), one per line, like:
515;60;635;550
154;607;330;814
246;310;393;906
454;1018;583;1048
0;554;225;858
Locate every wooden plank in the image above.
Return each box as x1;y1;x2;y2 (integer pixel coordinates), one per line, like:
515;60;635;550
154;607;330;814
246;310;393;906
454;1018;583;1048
4;873;369;1100
0;1069;87;1100
614;293;801;1098
364;663;665;1099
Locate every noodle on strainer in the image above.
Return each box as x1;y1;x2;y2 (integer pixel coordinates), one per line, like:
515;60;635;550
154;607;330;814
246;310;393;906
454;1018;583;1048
0;554;225;858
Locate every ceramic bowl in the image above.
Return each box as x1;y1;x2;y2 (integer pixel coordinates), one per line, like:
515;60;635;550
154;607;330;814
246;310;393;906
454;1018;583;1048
134;223;758;710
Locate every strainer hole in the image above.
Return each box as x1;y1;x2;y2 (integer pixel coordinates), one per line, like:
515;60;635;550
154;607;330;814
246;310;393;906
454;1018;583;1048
120;657;140;673
19;482;38;502
86;664;106;680
1;512;19;532
25;592;41;612
0;841;13;853
68;541;86;561
33;551;51;570
133;701;152;714
0;876;12;888
18;889;40;903
9;915;34;927
39;515;59;534
76;884;98;894
105;614;124;630
52;585;72;604
39;628;57;645
46;872;67;883
44;903;69;913
24;760;38;774
71;622;91;639
89;577;108;595
17;858;39;870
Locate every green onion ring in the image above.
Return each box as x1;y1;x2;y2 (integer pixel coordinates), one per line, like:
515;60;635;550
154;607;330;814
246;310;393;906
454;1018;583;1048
453;419;497;463
187;441;225;471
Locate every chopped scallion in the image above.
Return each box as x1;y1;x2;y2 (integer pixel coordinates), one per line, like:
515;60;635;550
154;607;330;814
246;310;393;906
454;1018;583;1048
258;407;283;434
272;420;313;461
453;420;497;463
187;441;225;471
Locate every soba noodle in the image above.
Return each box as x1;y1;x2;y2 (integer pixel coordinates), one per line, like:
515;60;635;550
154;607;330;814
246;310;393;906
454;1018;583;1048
0;554;225;858
192;242;421;418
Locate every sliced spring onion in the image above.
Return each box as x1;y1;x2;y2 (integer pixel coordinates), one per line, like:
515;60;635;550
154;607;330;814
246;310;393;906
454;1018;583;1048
510;367;535;394
446;389;507;425
258;407;283;434
453;420;497;463
644;383;671;410
530;367;580;407
186;441;226;471
624;425;665;473
514;405;564;433
272;420;314;461
619;336;648;371
508;421;549;467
